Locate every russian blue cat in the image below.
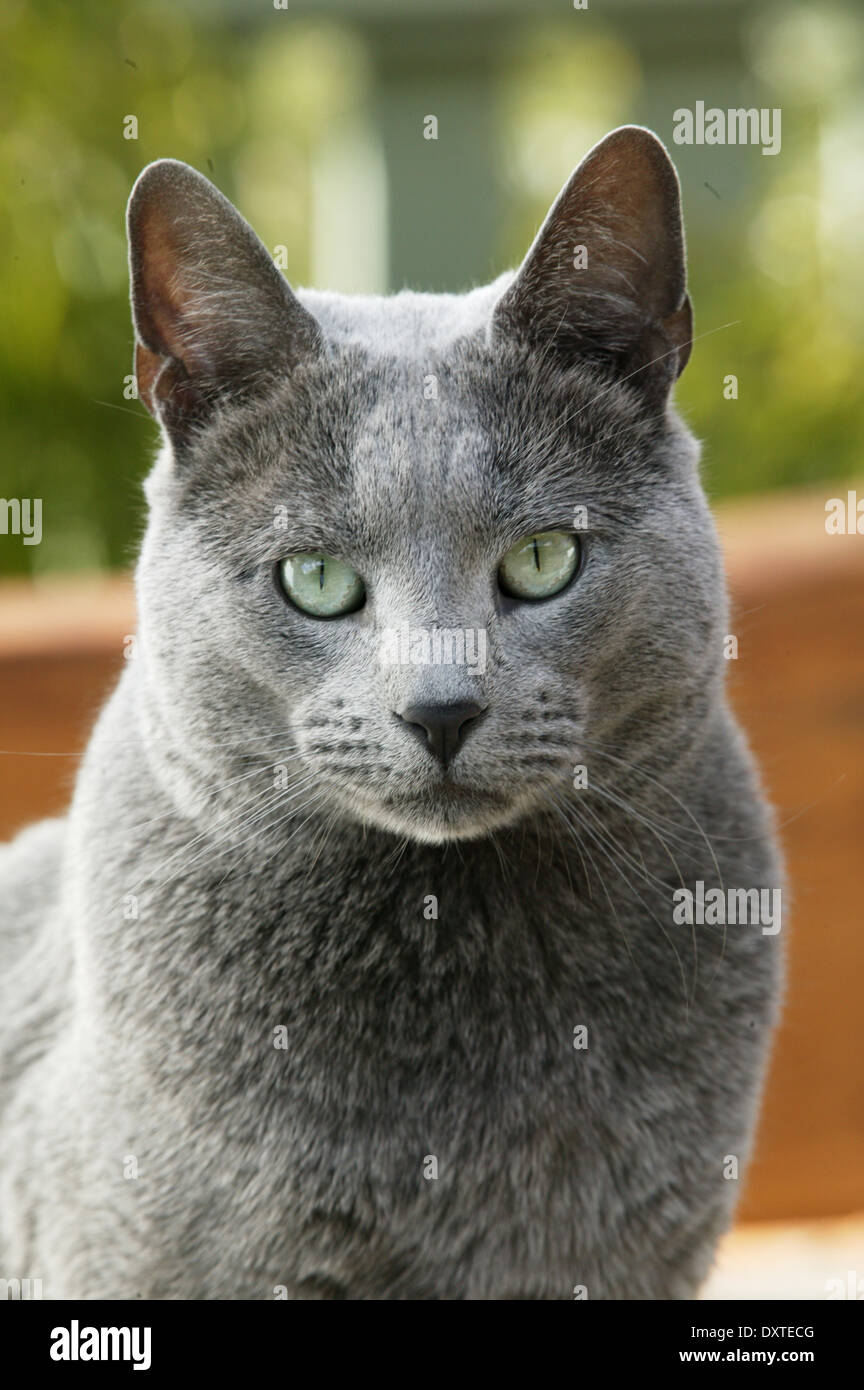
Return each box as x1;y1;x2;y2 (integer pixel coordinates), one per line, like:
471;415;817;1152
0;126;782;1299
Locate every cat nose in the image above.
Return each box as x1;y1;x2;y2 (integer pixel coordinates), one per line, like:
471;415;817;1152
399;701;486;766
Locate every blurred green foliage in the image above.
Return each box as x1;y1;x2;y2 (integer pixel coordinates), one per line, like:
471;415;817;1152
1;0;862;578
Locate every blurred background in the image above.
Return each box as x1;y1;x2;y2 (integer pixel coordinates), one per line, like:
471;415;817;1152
1;0;863;1298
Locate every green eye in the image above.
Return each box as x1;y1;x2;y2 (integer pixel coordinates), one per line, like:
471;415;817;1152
498;531;580;601
279;552;365;618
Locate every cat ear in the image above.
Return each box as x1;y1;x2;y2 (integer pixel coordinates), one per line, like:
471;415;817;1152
127;159;323;439
491;126;692;402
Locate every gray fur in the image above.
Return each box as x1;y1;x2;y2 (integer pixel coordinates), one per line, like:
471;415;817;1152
0;127;781;1300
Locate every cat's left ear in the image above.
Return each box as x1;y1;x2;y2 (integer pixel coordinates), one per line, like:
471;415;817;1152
491;126;692;404
127;159;323;441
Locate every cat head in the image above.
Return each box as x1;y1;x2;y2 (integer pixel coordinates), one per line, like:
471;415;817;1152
127;126;724;845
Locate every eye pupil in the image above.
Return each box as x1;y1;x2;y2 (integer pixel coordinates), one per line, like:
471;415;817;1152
318;558;325;590
532;537;541;571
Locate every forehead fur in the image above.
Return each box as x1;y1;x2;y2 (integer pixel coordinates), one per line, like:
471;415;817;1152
163;294;682;570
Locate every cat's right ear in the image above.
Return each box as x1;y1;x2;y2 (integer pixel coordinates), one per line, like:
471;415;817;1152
127;159;323;442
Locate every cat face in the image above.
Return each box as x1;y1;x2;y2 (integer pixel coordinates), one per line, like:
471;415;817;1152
129;128;724;844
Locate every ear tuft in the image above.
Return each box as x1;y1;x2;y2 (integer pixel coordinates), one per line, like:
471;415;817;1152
491;126;693;402
127;159;322;438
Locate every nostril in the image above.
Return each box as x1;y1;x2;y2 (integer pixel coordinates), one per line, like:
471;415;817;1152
399;701;486;766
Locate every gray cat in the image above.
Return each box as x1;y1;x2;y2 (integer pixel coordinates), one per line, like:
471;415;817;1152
0;126;782;1300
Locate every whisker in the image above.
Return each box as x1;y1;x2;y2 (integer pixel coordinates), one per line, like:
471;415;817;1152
579;736;726;983
588;779;698;999
552;790;691;1015
547;793;641;977
132;773;319;896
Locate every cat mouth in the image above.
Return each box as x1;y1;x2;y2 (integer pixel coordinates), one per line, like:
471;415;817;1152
382;783;500;809
321;767;491;802
314;762;532;840
336;777;527;843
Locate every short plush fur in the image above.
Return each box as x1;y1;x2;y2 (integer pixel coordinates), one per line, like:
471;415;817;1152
0;127;782;1299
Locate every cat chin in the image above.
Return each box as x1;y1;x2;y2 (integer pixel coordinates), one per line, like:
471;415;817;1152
339;786;534;844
